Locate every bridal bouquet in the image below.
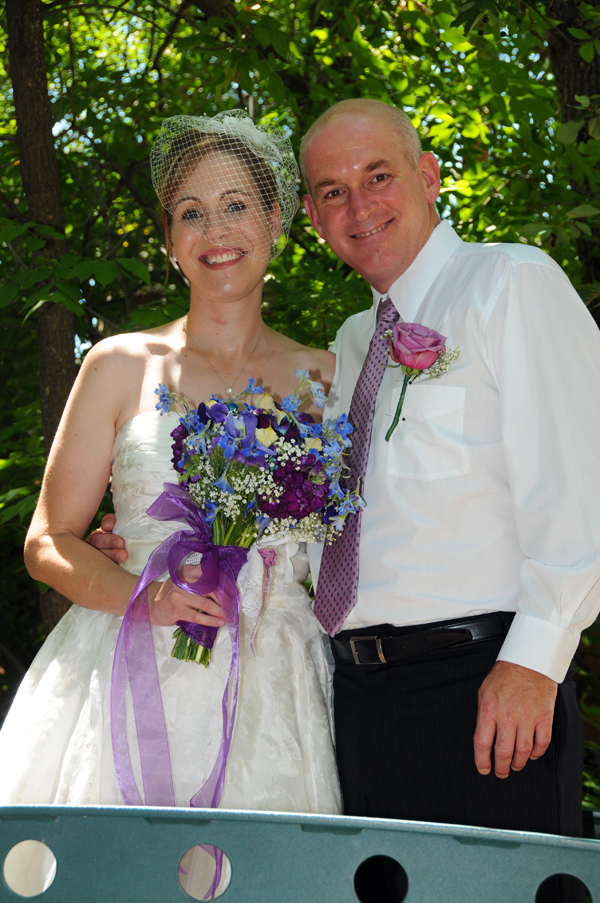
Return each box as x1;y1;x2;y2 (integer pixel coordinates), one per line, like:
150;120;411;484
154;370;364;665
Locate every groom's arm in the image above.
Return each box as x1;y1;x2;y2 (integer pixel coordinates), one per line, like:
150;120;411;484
473;257;600;778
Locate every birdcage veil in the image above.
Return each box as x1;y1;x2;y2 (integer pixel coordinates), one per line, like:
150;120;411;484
150;110;300;262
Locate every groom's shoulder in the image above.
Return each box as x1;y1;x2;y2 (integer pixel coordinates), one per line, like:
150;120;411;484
329;307;373;356
453;237;562;274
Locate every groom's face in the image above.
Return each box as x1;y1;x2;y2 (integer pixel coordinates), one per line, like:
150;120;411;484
303;113;440;294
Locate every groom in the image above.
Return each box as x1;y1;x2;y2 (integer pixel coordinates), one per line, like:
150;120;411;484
299;99;600;900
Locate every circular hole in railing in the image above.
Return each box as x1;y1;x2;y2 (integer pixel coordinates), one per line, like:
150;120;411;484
535;873;592;903
3;840;57;898
354;854;408;903
178;844;231;899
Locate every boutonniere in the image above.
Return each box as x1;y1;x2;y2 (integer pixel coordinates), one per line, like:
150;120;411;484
384;323;461;442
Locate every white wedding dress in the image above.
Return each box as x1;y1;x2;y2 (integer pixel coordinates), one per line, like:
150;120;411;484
0;411;341;896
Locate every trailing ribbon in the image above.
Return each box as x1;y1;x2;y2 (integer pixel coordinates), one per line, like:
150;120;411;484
110;482;249;812
249;548;278;655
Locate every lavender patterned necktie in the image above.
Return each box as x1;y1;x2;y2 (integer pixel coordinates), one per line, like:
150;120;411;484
314;298;400;636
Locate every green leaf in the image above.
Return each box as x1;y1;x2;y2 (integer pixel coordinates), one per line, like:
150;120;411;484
118;258;151;284
575;94;591;108
0;222;29;243
93;260;120;287
35;225;66;241
0;491;39;524
518;223;544;237
71;260;97;281
555;120;582;144
288;41;303;61
21;299;48;323
267;72;285;104
569;28;593;40
0;284;20;309
52;292;84;317
23;285;51;307
588;117;600;139
254;25;271;49
580;42;595;63
271;30;291;58
451;3;483;34
24;237;45;252
54;280;82;301
566;205;600;219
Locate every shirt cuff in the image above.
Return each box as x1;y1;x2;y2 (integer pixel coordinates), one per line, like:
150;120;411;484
496;612;580;683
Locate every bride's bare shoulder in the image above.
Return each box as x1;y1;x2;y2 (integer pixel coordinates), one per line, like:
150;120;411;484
81;318;184;367
269;330;335;388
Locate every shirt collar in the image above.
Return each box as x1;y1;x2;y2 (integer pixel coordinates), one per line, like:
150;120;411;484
370;220;463;324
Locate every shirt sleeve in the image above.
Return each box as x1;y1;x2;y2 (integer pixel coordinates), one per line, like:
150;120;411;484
485;256;600;682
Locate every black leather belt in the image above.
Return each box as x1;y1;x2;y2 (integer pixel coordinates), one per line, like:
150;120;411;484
331;613;512;666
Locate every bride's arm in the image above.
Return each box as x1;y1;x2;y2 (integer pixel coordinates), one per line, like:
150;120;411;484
24;339;225;628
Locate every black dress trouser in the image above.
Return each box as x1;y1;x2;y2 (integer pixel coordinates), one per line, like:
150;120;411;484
333;619;585;903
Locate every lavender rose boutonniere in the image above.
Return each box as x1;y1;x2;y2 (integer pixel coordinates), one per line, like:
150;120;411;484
384;323;461;442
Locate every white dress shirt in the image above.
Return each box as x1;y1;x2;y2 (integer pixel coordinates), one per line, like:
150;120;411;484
316;220;600;683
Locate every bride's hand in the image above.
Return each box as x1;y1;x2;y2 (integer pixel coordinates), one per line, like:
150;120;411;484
148;564;226;628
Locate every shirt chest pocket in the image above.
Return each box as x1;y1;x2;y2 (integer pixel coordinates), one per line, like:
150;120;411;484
385;383;470;480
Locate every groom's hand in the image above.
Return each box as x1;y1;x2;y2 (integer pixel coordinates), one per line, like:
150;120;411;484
473;661;558;779
86;512;128;563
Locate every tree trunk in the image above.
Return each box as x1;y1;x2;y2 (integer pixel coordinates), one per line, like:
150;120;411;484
546;0;600;283
6;0;76;627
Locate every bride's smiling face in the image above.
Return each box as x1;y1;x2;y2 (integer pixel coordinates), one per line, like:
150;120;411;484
169;150;281;303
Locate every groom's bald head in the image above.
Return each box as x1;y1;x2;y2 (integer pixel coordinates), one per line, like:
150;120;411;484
300;99;422;193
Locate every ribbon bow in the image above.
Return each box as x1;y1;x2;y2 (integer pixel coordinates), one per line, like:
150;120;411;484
110;482;249;811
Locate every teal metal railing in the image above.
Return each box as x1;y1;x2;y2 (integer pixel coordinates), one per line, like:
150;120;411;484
1;805;600;901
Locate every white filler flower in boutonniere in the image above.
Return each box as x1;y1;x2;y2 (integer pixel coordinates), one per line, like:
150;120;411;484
384;323;461;442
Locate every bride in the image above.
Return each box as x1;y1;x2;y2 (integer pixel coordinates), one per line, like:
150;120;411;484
0;111;341;896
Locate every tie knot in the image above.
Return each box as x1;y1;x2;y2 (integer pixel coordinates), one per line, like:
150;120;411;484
377;297;399;329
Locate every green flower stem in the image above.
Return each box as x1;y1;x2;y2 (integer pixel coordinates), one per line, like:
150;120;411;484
385;373;411;442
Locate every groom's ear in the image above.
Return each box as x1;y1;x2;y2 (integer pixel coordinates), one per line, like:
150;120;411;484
303;194;326;240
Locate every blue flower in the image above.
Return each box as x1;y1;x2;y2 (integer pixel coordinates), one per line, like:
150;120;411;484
154;384;172;415
213;473;234;494
312;386;327;409
244;378;265;394
335;414;353;439
281;395;299;413
295;368;310;380
325;439;343;457
204;500;218;525
217;433;237;459
338;496;358;516
256;513;271;535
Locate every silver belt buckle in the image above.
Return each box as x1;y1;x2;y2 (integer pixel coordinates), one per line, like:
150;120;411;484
349;636;387;665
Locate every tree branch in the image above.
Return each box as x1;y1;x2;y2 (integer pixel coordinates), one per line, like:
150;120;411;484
151;0;193;72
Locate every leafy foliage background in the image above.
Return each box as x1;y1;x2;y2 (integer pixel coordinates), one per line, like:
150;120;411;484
1;0;600;807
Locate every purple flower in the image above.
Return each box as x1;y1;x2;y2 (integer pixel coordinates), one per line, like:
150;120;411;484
170;423;189;468
386;323;446;372
258;454;330;519
274;416;300;442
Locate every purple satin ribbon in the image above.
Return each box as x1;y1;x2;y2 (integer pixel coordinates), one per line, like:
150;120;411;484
110;482;249;815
